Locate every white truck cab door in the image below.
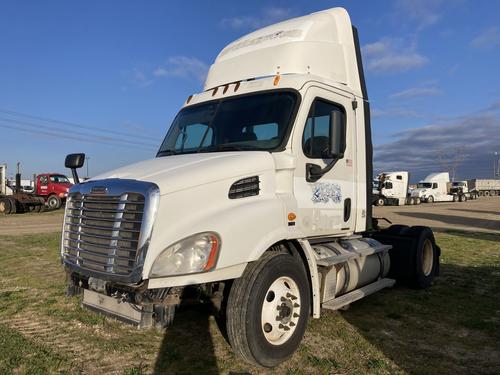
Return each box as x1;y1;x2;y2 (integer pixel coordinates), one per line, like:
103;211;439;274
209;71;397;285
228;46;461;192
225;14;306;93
293;86;356;237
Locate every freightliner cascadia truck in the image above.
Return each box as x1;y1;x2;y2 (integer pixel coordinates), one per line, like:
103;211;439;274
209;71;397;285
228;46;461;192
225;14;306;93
61;8;440;367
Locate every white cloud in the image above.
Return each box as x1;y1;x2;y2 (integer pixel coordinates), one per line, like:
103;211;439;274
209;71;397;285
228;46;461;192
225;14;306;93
220;7;294;30
362;38;428;73
371;107;419;118
394;0;445;30
470;27;500;49
389;86;442;99
374;102;500;180
154;56;209;84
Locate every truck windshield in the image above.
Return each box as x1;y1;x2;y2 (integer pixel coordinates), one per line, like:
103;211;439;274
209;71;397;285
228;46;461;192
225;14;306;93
452;182;465;186
417;182;432;188
50;175;70;184
157;91;298;156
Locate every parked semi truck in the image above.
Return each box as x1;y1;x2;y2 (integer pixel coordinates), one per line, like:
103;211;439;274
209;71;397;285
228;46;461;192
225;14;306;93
449;181;479;201
61;8;440;367
411;172;467;203
467;179;500;196
0;163;72;214
372;171;420;206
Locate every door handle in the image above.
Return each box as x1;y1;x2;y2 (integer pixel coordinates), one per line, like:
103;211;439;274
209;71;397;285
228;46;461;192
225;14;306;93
344;198;351;222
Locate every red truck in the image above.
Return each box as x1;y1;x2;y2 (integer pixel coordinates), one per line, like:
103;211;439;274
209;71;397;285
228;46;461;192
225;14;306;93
0;168;72;214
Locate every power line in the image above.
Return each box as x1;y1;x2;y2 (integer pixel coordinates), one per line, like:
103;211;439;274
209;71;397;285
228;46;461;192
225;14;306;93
0;116;158;148
0;108;163;142
0;122;157;152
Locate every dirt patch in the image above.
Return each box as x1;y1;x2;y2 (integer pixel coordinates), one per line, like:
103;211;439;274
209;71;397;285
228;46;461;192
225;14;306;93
0;210;64;236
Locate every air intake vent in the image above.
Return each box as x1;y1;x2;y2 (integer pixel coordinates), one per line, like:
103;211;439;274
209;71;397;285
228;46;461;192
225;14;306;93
229;176;260;199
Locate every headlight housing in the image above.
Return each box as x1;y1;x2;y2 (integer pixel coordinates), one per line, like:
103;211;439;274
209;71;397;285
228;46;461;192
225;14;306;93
150;232;220;277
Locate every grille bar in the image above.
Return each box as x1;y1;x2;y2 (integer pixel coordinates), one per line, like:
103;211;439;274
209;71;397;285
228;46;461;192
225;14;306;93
63;191;145;278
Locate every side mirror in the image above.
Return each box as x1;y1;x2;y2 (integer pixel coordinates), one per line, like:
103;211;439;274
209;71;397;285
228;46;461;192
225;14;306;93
329;110;346;158
65;153;85;184
306;111;346;182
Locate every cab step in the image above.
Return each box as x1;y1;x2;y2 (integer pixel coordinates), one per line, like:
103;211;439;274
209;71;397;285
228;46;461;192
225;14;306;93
322;278;396;310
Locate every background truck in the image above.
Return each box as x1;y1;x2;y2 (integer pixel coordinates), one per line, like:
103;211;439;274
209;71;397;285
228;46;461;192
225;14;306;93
373;171;420;206
411;172;459;203
0;163;72;214
467;179;500;196
449;181;479;201
61;8;440;368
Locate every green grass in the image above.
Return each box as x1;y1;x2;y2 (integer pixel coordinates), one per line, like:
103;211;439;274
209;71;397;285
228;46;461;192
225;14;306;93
0;231;499;374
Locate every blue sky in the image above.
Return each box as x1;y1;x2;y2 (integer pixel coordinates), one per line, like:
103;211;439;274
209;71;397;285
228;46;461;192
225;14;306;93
1;0;499;182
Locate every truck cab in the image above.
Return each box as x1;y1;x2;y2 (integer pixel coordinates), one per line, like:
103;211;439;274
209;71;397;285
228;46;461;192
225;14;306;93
374;171;417;206
36;173;72;209
411;172;453;203
61;8;440;367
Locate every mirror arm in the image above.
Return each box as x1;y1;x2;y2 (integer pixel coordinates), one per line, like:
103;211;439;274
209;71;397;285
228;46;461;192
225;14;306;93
71;168;80;184
306;156;342;182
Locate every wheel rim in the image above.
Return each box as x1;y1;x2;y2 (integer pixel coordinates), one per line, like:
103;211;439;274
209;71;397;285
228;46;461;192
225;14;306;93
261;276;301;345
0;201;5;213
422;239;434;276
48;198;56;208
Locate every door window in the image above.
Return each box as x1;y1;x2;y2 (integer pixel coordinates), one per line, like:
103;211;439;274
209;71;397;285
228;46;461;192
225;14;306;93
40;176;48;186
302;99;345;159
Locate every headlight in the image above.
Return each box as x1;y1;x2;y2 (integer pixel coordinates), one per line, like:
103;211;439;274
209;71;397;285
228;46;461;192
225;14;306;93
150;232;220;277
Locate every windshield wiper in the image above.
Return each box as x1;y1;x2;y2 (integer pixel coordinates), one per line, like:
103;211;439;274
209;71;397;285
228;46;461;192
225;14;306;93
157;149;179;156
201;144;254;153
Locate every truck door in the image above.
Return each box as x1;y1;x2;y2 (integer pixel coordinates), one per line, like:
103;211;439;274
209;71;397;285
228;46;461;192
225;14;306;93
293;86;356;237
38;175;48;195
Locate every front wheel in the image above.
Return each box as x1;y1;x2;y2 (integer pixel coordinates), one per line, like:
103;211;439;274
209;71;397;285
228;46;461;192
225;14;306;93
47;195;62;210
427;196;434;203
226;251;310;367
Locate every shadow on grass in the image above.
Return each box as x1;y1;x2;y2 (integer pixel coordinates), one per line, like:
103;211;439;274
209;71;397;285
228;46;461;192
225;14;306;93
154;304;219;374
432;228;500;242
342;262;500;375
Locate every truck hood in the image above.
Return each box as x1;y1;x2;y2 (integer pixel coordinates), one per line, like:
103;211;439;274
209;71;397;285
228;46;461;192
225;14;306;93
91;152;275;195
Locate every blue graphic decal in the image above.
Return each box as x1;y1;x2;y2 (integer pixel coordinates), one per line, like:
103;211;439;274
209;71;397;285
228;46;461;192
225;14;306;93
311;182;342;204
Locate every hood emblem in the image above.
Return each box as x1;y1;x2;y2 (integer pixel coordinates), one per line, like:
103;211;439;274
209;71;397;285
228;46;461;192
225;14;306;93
91;186;108;195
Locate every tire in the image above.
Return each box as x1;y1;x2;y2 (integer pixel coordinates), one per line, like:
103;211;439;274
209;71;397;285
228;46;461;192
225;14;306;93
376;198;385;206
453;194;459;202
383;224;410;235
416;198;421;205
7;197;17;214
0;197;12;214
479;191;484;196
459;195;464;202
404;226;440;288
427;196;434;203
226;251;310;367
463;195;467;202
484;191;490;197
47;195;62;210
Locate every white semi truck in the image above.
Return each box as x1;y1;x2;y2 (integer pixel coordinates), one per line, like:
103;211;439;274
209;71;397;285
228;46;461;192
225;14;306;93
373;171;420;206
61;8;440;367
411;172;454;203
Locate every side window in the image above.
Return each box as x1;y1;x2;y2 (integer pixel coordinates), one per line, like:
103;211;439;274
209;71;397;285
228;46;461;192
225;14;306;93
302;99;345;159
396;175;402;180
432;183;438;189
386;182;393;189
174;124;213;151
40;176;48;186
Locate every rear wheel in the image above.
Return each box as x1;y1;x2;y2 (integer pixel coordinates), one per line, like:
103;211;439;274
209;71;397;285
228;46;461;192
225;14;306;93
484;191;490;197
226;251;310;367
453;194;459;202
47;195;62;210
376;197;385;206
0;197;12;214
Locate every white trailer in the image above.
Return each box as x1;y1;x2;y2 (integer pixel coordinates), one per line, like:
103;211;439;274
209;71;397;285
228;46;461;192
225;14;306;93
467;179;500;196
61;8;440;367
373;171;420;206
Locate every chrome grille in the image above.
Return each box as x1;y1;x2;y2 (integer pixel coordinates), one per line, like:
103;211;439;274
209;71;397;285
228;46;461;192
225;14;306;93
63;192;145;276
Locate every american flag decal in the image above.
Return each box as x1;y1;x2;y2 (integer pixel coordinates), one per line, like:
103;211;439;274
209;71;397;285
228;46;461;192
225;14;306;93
346;159;352;167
